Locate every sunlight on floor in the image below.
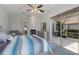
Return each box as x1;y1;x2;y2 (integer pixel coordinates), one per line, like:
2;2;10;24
53;36;78;54
64;42;78;54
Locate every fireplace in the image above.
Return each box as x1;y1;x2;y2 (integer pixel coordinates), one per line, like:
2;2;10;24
30;30;36;34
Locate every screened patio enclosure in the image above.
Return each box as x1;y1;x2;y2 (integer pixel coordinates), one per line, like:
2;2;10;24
51;7;79;54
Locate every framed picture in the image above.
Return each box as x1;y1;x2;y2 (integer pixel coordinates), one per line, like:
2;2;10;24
0;25;2;32
21;21;27;31
42;23;46;31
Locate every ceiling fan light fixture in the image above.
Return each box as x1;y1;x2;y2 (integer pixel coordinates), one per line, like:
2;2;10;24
31;10;34;12
34;8;38;12
37;10;40;13
27;4;44;14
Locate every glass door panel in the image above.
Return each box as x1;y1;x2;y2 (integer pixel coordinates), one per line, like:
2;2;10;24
52;21;61;46
62;22;78;54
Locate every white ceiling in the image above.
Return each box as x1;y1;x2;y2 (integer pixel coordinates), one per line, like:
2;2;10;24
1;4;79;17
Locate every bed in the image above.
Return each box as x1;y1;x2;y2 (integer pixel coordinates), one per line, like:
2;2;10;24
0;33;11;54
0;34;53;55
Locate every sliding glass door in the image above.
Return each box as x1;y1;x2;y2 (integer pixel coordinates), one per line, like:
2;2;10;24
62;22;79;54
52;20;61;46
52;19;79;54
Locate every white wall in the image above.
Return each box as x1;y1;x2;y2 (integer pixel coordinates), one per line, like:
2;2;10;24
0;6;9;33
28;15;41;31
38;13;53;41
9;15;27;32
9;14;42;33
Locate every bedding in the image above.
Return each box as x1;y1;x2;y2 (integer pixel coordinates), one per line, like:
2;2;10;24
0;32;13;42
0;39;4;44
0;40;10;54
1;35;53;55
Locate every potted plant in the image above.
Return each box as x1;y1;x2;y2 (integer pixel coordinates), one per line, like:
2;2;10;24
56;21;64;37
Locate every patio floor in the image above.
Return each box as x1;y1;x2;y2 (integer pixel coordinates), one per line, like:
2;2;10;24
52;36;79;54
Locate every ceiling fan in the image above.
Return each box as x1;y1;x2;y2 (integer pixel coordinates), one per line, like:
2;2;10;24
26;4;44;14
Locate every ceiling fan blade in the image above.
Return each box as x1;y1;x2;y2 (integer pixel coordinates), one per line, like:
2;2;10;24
27;4;33;8
23;12;26;14
27;9;31;11
37;4;43;8
39;9;44;12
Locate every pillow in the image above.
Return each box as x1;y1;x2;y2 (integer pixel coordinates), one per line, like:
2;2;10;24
0;39;4;43
7;35;14;41
0;32;13;42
